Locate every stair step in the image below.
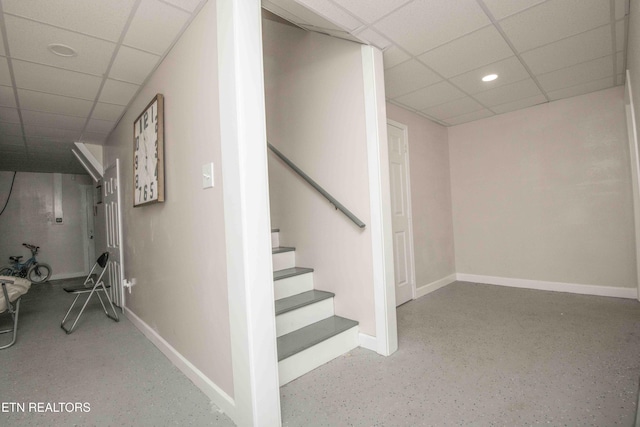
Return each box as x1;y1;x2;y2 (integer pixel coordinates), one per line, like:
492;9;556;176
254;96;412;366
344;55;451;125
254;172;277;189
272;246;295;254
275;290;334;316
274;267;313;281
277;315;358;361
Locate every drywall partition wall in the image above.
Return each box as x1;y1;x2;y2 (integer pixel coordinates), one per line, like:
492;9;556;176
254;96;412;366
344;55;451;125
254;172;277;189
0;172;92;279
449;87;636;292
263;16;377;335
386;103;456;292
103;0;234;412
629;0;640;134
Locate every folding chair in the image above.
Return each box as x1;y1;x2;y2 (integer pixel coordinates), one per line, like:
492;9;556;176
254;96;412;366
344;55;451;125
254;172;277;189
0;276;31;349
61;252;119;334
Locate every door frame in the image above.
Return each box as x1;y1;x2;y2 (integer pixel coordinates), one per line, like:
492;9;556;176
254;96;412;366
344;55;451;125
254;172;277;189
79;184;96;274
624;70;640;301
387;119;417;303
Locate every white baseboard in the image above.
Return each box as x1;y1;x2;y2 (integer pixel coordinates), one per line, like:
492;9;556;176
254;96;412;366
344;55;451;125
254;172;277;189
415;274;457;299
456;273;638;299
358;333;377;351
49;272;86;281
124;307;236;421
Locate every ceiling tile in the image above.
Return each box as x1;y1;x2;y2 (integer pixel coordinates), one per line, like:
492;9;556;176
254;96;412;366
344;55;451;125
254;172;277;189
12;60;102;100
449;56;530;94
499;0;611;52
615;0;629;20
5;15;116;76
80;132;109;144
395;81;466;111
0;107;20;123
547;76;614;100
490;94;547;114
374;0;491;55
418;26;513;78
0;143;26;153
521;25;612;75
85;119;115;134
0;86;16;108
26;138;75;153
296;0;363;31
616;19;626;51
2;0;137;42
23;125;81;141
474;78;542;106
0;26;6;56
162;0;203;12
422;96;484;120
537;55;614;92
384;59;441;98
383;46;410;69
18;89;93;117
0;122;23;136
123;0;191;55
445;108;494;126
98;79;140;106
481;0;547;20
355;28;391;50
21;110;87;131
92;102;126;121
0;57;12;87
335;0;411;24
109;46;161;84
0;135;24;146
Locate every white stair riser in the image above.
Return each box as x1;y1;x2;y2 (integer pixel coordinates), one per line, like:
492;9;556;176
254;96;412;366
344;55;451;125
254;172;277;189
274;273;314;300
278;326;359;386
276;298;334;338
271;232;279;248
272;251;295;271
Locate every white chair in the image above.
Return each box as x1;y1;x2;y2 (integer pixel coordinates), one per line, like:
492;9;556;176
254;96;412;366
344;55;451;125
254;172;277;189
0;276;31;349
60;252;119;334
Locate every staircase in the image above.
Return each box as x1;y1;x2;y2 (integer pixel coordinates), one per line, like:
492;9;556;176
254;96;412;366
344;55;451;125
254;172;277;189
271;228;359;385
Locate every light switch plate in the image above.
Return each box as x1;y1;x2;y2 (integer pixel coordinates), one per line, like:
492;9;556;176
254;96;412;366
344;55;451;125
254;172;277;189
203;162;214;189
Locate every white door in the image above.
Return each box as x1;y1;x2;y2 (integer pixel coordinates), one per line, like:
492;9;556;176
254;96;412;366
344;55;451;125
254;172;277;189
104;159;125;309
387;122;415;306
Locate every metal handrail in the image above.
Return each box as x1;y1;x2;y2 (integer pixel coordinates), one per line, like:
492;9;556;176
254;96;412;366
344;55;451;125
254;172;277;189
268;143;366;229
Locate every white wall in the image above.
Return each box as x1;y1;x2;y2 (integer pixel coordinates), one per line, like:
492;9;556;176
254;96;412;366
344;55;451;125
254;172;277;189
629;1;640;133
0;172;92;279
263;16;377;335
449;87;636;289
386;103;456;287
103;0;234;398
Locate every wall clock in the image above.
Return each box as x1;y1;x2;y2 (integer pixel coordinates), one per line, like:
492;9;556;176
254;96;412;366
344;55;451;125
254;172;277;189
133;94;164;207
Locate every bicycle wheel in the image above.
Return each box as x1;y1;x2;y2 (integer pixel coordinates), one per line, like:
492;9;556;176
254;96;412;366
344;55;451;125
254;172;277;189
0;266;13;276
28;263;52;283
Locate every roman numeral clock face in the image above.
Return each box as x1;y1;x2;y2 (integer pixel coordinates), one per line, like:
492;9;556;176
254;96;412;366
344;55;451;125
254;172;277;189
133;94;164;206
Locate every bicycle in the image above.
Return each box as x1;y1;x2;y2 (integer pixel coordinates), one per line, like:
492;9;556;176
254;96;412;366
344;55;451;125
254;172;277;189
0;243;52;284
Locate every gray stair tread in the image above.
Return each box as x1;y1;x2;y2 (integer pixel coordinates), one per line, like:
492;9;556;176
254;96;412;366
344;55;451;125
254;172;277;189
277;316;358;361
271;228;279;232
272;246;295;254
273;267;313;281
275;290;334;316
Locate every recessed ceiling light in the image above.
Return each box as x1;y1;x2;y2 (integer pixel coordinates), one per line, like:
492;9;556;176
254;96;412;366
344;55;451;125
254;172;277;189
47;43;77;57
482;74;498;82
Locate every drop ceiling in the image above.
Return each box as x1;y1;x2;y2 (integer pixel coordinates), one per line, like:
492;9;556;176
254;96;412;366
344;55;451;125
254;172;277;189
0;0;208;174
263;0;629;126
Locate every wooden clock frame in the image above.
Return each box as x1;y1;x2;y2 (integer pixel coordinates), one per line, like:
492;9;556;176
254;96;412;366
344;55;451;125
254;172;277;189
133;93;164;207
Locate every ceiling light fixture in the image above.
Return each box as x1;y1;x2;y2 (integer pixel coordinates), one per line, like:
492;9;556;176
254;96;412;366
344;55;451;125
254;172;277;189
47;43;77;57
482;74;498;82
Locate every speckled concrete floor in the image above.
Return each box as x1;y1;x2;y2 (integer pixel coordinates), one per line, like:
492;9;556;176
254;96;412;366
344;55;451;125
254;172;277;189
0;278;235;427
280;281;640;426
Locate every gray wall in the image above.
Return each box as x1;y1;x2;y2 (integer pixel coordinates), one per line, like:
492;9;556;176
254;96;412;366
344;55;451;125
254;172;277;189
0;171;92;279
263;15;377;335
103;0;234;397
448;87;635;288
386;103;456;287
